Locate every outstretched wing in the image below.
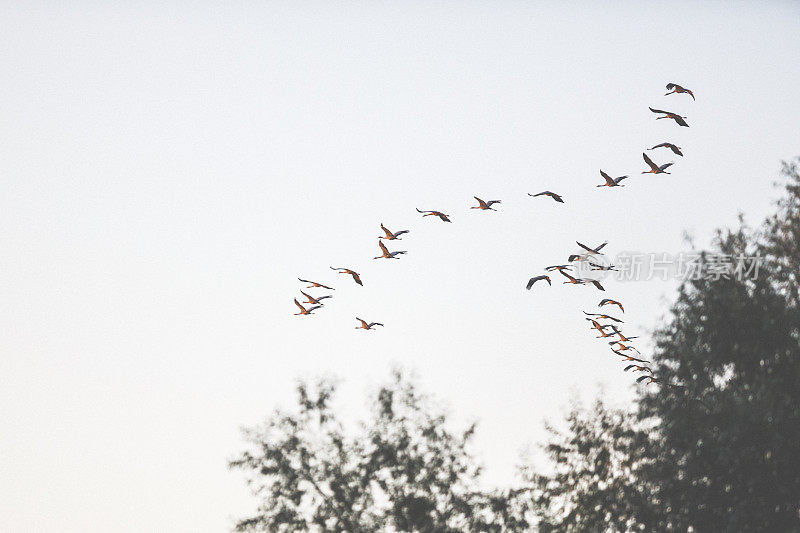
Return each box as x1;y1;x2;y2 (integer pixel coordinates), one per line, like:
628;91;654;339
642;152;659;171
351;272;363;286
673;115;689;127
587;279;605;291
600;170;615;186
649;106;668;115
294;299;307;312
559;270;579;282
378;240;390;255
474;196;488;208
380;223;394;238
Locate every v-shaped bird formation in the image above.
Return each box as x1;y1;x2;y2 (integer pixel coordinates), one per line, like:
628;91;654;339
293;83;694;389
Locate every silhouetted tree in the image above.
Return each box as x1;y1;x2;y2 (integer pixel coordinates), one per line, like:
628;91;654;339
229;369;532;532
637;158;800;531
531;159;800;532
532;397;655;532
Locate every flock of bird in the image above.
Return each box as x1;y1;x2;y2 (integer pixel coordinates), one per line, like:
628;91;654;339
293;83;695;388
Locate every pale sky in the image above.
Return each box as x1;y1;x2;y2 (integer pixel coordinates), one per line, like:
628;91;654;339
2;2;799;531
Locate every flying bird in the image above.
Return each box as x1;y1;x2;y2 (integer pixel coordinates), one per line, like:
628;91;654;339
636;375;661;384
624;365;653;373
614;351;651;364
665;82;695;100
298;278;335;290
612;330;639;343
599;299;624;312
596;328;619;339
380;223;410;240
374;240;407;260
642;152;674;175
330;267;363;286
471;196;501;210
355;317;384;330
568;254;591;262
416;208;451;222
546;264;573;272
528;191;564;203
589;262;618;271
610;342;641;354
576;241;608;255
293;298;321;316
648;107;689;127
526;275;551;290
583;311;624;323
648;142;683;156
581;278;606;291
300;290;332;306
559;270;583;285
586;318;615;332
597;170;628;187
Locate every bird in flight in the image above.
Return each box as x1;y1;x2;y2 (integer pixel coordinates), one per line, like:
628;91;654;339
355;317;384;330
380;223;410;240
624;365;653;374
599;299;624;312
300;290;332;306
545;264;573;272
597;170;628;187
589;262;618;271
526;275;551;290
586;318;616;332
471;196;501;210
583;311;624;323
636;375;661;384
596;327;619;339
610;342;641;354
665;82;695;100
416;208;451;222
648;142;683;157
559;270;583;285
580;278;606;291
528;191;564;203
648;107;689;127
576;241;608;255
617;353;651;364
294;298;322;316
298;278;334;290
642;152;674;175
374;240;407;260
610;329;639;343
330;267;363;286
568;254;591;262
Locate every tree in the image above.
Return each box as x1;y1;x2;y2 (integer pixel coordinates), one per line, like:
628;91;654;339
229;369;532;532
636;158;800;531
532;397;655;532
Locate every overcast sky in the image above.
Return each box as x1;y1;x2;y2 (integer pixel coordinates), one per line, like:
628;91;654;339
2;1;799;531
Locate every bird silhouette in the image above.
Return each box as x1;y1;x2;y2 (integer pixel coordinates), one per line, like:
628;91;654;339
528;191;564;203
665;82;695;100
649;106;689;127
471;196;501;210
526;275;551;290
380;223;410;240
416;208;451;222
330;267;363;286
